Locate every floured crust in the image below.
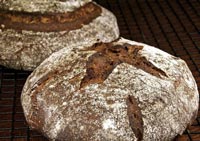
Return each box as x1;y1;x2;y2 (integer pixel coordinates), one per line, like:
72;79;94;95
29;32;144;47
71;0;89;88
0;0;92;13
80;42;166;89
0;2;101;32
21;38;199;140
0;3;119;70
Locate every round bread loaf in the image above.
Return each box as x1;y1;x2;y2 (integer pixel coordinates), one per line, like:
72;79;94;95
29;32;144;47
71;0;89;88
21;38;199;140
0;0;119;70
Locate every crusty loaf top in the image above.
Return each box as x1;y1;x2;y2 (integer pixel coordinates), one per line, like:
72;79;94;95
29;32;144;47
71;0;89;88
0;2;101;32
21;38;199;140
0;0;92;13
0;4;119;70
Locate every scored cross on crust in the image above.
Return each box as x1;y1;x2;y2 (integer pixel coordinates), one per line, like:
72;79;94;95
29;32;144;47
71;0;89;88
80;41;167;89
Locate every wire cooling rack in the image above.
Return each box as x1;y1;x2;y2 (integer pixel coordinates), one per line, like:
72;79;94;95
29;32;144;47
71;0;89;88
0;0;200;140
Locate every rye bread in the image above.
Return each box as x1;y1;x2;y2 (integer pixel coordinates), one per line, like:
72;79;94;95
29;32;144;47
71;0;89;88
21;38;199;140
0;0;119;70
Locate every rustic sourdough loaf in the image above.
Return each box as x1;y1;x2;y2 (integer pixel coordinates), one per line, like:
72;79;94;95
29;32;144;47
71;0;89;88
0;0;119;70
21;38;199;141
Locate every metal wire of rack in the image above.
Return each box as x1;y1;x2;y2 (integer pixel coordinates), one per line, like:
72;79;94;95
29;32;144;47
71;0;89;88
0;0;200;140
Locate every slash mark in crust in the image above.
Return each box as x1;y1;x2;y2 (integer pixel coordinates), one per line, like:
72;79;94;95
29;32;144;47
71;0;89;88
127;95;143;141
80;42;167;88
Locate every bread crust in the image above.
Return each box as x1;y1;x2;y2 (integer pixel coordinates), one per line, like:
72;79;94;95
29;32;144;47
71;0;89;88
21;38;199;141
0;3;101;32
0;0;92;13
0;2;119;70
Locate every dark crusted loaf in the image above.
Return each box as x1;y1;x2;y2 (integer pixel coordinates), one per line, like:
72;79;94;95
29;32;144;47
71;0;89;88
21;38;199;140
0;0;119;70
